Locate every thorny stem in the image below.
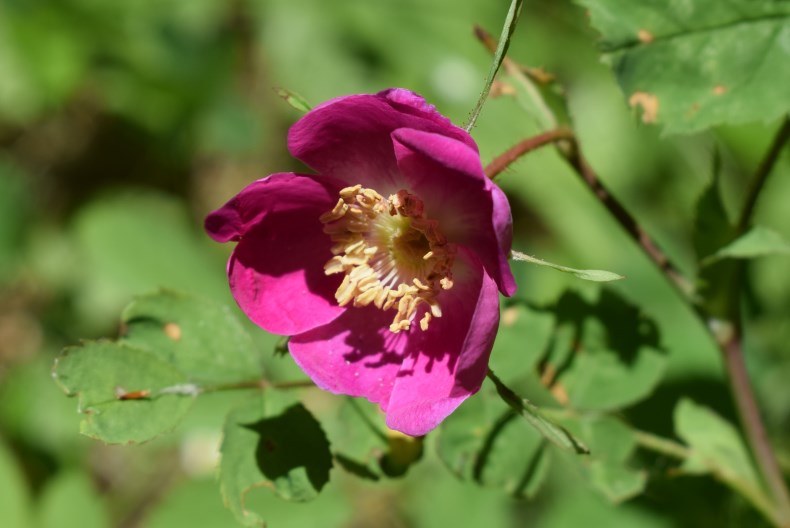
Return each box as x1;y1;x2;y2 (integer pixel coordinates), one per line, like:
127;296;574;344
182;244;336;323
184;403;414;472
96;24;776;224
477;26;790;526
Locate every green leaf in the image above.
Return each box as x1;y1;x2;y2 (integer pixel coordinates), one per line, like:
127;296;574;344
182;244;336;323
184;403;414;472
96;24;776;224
37;471;110;528
577;0;790;134
0;440;31;528
465;0;524;130
487;370;589;454
559;415;646;503
702;226;790;265
437;381;552;499
674;399;772;517
121;290;262;385
53;342;195;443
511;250;624;282
274;87;312;113
219;393;333;526
550;290;666;411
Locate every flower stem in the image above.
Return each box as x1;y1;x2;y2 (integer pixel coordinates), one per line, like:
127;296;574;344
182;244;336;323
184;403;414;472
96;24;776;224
196;378;315;394
484;128;574;179
475;24;790;524
464;0;524;131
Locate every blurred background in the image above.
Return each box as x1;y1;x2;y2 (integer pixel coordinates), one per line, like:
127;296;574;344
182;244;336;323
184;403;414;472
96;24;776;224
1;0;788;526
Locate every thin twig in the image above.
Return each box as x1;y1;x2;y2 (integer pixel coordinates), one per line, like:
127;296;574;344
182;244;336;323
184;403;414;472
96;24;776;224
485;128;573;179
737;117;790;233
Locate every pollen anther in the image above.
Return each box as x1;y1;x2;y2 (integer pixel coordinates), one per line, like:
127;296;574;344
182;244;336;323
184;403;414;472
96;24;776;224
320;186;455;333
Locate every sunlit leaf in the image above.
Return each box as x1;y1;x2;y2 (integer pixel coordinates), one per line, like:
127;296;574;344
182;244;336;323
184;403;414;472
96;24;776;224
512;251;624;282
53;342;195;444
219;393;333;526
577;0;790;134
121;290;263;385
274;88;312;113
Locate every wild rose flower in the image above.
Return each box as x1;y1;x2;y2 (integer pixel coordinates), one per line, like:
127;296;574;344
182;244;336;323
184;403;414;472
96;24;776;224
205;89;516;435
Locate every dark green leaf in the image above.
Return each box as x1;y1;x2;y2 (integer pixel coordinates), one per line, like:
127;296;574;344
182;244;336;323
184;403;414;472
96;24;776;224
577;0;790;134
53;342;195;443
219;393;333;526
121;290;262;385
693;154;734;262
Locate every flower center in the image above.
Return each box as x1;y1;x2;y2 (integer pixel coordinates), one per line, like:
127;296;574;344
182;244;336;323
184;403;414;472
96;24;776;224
320;185;455;333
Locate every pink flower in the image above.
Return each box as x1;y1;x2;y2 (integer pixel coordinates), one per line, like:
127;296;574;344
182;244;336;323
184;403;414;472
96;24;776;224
205;89;516;436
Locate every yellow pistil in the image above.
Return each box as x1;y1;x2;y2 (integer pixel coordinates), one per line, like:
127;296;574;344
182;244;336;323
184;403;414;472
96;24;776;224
320;185;455;333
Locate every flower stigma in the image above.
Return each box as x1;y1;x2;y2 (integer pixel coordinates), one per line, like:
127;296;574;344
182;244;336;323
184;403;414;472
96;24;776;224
320;185;455;333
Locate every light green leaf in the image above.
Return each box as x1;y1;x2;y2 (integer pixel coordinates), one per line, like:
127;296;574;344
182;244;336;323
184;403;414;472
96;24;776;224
577;0;790;134
702;226;790;265
53;342;195;443
121;290;262;385
511;250;624;282
219;393;333;527
674;399;772;518
274;87;312;113
38;471;110;528
465;0;524;130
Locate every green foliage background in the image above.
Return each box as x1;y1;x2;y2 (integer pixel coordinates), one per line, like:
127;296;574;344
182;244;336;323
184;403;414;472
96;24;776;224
0;0;788;526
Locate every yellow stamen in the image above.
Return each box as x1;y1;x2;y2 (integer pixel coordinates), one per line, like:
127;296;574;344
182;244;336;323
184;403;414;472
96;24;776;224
319;186;455;333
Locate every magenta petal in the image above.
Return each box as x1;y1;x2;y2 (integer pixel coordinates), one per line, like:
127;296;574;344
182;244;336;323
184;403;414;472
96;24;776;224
385;249;501;436
289;306;409;408
206;173;346;335
392;128;516;296
288;90;476;192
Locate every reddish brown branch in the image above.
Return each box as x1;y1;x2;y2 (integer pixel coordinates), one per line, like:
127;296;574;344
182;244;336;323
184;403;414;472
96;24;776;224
485;128;573;179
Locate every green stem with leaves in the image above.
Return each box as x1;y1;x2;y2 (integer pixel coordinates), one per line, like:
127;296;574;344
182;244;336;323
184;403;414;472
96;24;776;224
474;27;790;526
